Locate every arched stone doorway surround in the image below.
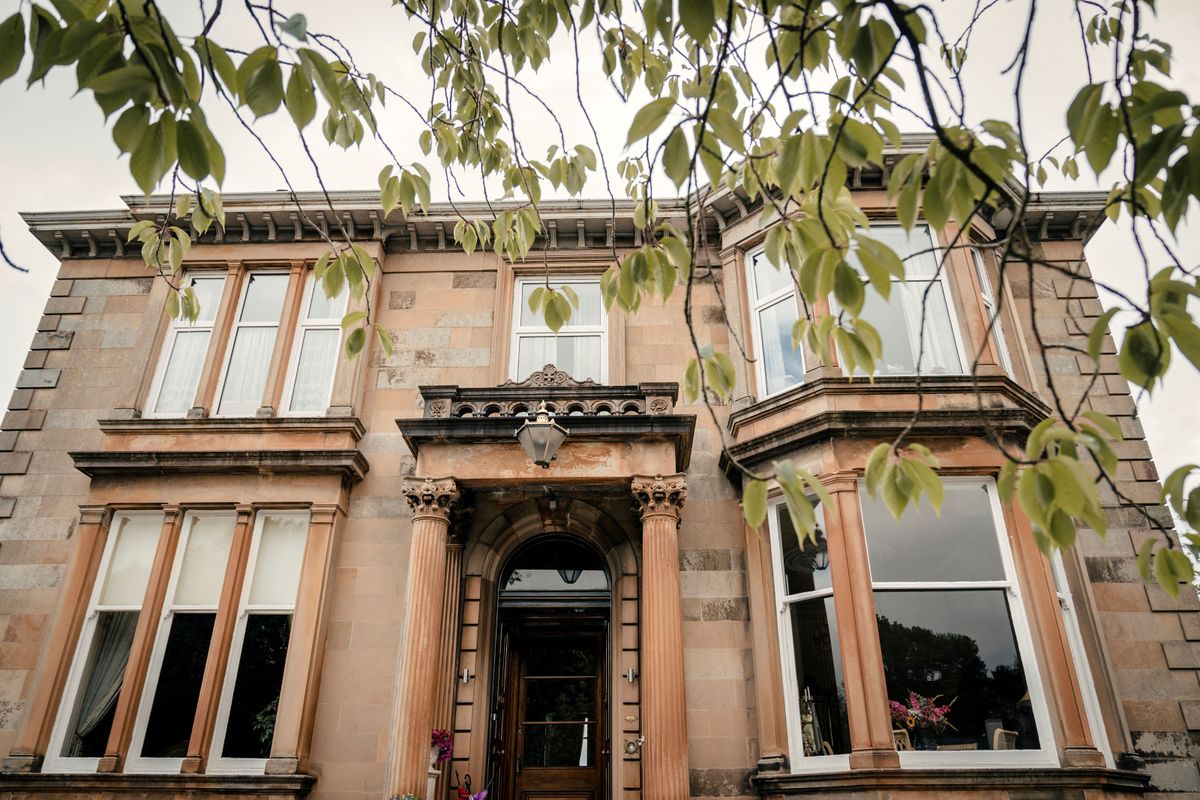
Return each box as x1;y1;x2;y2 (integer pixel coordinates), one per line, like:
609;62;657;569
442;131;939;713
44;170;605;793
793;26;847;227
456;495;640;800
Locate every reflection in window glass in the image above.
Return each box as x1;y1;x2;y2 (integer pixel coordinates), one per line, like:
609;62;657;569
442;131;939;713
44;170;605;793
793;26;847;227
788;597;850;756
748;251;805;396
524;723;595;767
221;614;292;758
500;538;609;595
286;276;348;415
861;480;1044;754
777;505;833;597
217;273;288;416
141;613;216;758
861;482;1004;583
847;226;962;375
875;590;1039;750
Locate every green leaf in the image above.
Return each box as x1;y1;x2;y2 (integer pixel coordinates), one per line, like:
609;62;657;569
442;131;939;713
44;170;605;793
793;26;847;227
663;127;690;188
129;118;171;196
176;120;210;181
1087;307;1120;361
626;97;675;147
743;479;768;529
707;108;744;153
285;66;317;129
240;48;284;117
279;13;308;41
298;48;341;111
341;310;367;330
1081;410;1121;440
679;0;716;41
1119;320;1171;389
1136;537;1155;582
112;104;149;155
374;323;393;357
0;13;25;84
195;37;239;95
345;326;366;356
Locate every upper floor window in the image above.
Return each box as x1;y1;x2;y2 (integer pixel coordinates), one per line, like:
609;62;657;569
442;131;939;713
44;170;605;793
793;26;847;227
147;276;226;417
747;250;806;396
282;275;349;415
145;267;349;420
861;480;1052;760
767;500;850;766
511;277;606;383
849;226;963;376
971;248;1014;376
215;273;290;417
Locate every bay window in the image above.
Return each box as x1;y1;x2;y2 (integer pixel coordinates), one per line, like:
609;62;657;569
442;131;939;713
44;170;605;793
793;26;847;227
747;250;806;396
849;226;963;375
767;500;850;766
511;277;606;383
860;480;1052;760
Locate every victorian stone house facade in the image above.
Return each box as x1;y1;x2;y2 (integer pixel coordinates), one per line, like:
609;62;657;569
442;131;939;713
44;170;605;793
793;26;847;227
0;150;1197;800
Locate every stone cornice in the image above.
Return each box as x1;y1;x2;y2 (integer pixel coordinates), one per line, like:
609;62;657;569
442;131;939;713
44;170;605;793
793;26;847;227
69;449;369;482
420;368;680;418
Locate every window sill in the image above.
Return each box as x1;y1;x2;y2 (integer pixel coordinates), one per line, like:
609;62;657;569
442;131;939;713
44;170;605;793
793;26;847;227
753;765;1149;797
0;771;315;798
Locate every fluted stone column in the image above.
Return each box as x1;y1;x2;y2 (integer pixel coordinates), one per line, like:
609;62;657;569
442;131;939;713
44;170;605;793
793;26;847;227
433;536;465;800
631;474;689;800
387;477;460;799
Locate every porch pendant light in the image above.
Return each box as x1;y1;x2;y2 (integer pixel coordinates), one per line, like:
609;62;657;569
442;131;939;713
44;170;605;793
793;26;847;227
557;567;583;585
515;401;569;468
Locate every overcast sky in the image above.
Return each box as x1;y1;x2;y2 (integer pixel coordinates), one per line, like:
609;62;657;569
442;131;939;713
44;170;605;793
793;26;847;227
0;1;1197;487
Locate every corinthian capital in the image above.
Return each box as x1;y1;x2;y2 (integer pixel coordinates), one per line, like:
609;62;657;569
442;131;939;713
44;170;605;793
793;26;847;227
630;474;687;522
401;477;460;522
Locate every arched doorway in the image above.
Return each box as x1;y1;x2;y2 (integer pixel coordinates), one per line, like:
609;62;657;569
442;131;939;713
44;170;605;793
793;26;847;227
489;536;611;800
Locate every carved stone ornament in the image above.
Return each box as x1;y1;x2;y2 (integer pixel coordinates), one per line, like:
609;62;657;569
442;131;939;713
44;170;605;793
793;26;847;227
630;474;687;521
426;399;450;418
400;477;460;521
502;363;599;389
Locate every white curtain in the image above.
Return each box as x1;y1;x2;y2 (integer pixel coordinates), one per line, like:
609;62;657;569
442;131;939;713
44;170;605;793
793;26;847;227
67;611;138;756
155;331;209;415
517;335;601;382
218;326;277;415
897;281;961;374
289;329;340;413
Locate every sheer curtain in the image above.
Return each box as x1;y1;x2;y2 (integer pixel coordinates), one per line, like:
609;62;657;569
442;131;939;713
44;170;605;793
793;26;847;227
217;327;277;416
897;281;961;374
66;611;138;756
289;329;340;413
154;331;209;415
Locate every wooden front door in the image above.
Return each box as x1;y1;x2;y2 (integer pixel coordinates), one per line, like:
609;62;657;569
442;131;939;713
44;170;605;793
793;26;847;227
495;620;608;800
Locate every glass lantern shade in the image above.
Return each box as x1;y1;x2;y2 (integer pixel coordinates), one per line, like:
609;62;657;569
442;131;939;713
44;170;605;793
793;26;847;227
515;405;569;468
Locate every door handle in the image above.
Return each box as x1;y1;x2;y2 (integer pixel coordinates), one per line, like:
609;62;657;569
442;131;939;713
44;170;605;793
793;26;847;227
516;756;522;774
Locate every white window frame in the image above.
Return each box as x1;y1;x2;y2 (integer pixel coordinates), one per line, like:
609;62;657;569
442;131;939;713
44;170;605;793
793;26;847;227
145;274;226;419
207;510;309;774
213;270;290;418
971;247;1014;376
860;477;1058;768
1050;553;1115;768
847;224;968;377
43;511;164;774
510;276;608;384
766;498;849;773
280;275;347;417
125;510;236;773
746;248;806;399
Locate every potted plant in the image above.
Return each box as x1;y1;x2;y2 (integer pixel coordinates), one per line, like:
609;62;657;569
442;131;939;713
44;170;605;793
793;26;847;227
430;728;453;770
889;691;955;751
